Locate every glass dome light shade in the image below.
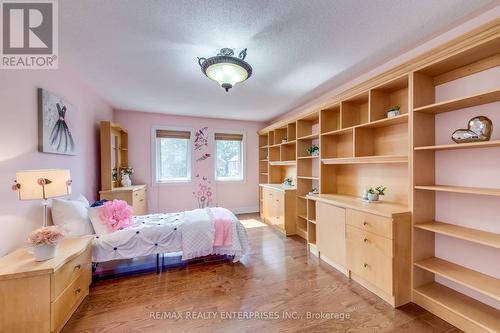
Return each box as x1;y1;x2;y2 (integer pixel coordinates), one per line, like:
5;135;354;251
206;63;249;90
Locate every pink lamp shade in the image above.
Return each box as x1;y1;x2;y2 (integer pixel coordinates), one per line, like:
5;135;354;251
13;169;72;200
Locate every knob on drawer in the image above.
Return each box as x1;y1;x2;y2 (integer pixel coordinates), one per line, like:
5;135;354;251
364;263;368;268
363;221;368;226
363;238;368;242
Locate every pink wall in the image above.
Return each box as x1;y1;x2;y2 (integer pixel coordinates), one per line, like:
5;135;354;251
0;65;113;256
114;110;265;214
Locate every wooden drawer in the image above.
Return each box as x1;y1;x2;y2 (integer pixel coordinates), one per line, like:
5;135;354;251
134;187;146;201
52;244;92;301
347;227;393;294
52;265;91;331
346;209;393;239
346;225;393;258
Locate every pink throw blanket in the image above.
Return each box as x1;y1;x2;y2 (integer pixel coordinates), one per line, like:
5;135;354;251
211;207;233;247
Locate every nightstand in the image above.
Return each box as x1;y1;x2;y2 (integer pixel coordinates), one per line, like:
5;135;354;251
0;236;93;333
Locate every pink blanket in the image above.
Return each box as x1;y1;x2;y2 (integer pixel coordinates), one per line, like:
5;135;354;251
211;207;233;247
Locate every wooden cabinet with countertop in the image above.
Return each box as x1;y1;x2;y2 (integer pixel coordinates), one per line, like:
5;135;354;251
309;193;411;307
0;236;93;333
259;184;296;236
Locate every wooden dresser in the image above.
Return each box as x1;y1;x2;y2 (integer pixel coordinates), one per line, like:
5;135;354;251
308;194;411;307
0;237;93;333
259;184;296;236
99;184;148;215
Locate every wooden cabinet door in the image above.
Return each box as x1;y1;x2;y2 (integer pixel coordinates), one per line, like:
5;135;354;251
262;188;273;224
274;191;285;231
316;201;346;268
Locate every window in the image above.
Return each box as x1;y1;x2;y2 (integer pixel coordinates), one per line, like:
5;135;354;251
215;132;244;181
155;128;192;183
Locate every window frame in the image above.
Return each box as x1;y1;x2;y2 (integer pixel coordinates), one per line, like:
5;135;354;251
214;129;246;183
151;125;194;185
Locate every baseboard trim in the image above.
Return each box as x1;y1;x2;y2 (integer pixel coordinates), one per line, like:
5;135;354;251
229;206;260;214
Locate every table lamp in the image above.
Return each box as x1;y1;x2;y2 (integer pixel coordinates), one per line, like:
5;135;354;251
12;169;72;227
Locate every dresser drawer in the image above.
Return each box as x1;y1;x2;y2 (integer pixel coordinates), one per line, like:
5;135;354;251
53;244;92;301
133;187;146;201
52;270;91;332
346;209;393;239
347;228;393;294
346;225;393;258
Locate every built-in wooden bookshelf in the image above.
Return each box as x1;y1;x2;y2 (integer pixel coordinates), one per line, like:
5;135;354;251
411;28;500;333
258;21;500;331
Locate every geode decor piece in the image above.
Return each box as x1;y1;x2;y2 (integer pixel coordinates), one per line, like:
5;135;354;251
452;116;492;143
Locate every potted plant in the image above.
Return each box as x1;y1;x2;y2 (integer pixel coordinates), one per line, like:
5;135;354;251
387;105;401;118
28;226;64;261
120;167;134;187
307;144;319;156
309;187;319;195
367;186;386;202
282;137;288;144
283;177;293;187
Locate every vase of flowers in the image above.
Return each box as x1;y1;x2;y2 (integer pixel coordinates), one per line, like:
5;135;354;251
120;167;134;187
28;226;64;261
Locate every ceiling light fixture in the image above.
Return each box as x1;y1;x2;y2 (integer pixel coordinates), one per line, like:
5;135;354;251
197;48;252;92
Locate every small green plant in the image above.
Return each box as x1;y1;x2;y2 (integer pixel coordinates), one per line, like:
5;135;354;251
368;186;386;195
310;187;319;194
307;144;319;156
284;177;293;186
389;105;400;112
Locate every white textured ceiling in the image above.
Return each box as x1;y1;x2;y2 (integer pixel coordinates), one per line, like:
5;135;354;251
60;0;495;121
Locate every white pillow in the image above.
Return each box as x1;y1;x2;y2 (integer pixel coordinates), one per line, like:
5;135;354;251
88;207;113;237
51;196;95;236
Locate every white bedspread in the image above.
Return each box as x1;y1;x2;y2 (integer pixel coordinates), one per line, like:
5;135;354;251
91;208;249;263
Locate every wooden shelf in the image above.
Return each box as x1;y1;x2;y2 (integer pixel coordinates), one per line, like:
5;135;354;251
296;225;307;239
415;221;500;249
297;195;307;200
259;173;268;176
281;140;296;145
413;282;500;333
259;145;268;149
259;159;269;162
297;176;319;180
298;155;319;159
414;89;500;114
298;214;308;221
415;140;500;151
414;257;500;301
269;160;296;166
297;133;319;140
415;185;500;197
322;155;407;165
359;113;408;129
321;127;354;137
308;219;317;224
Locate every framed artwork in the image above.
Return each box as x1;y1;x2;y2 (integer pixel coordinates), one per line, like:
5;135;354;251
38;88;76;155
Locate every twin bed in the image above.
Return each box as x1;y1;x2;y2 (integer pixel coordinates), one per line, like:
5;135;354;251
91;207;250;274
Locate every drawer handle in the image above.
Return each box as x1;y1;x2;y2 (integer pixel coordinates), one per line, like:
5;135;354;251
140;199;144;202
363;221;368;226
364;263;368;268
363;238;368;243
74;264;81;270
75;288;81;294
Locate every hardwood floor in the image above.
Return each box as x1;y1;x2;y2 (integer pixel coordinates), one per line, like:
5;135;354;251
63;213;460;333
